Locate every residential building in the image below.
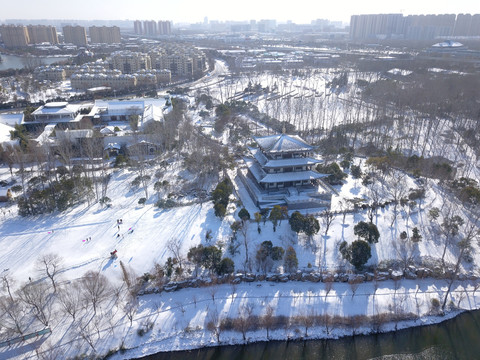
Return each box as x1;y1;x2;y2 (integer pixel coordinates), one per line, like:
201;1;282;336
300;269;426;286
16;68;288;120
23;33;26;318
143;20;157;35
27;25;58;44
350;13;480;40
157;21;171;35
71;73;136;90
148;44;207;78
0;24;29;47
89;26;121;44
111;51;151;74
63;25;87;46
134;69;171;85
34;66;66;81
239;133;333;209
134;20;143;35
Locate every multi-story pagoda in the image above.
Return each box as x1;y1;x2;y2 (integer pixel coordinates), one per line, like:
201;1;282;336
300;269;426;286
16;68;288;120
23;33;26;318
239;133;333;210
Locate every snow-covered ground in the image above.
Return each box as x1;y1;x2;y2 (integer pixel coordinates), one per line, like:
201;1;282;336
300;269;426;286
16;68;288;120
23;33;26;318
1;156;479;359
1;60;480;359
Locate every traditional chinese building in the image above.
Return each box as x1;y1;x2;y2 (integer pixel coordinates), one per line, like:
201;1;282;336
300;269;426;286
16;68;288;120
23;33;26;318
239;133;333;210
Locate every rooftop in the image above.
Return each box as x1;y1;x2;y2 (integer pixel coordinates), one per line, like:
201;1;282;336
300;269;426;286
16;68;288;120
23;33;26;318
253;133;315;153
32;102;81;116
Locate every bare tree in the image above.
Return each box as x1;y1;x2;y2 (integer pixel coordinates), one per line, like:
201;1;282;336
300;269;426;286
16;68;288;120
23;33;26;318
0;295;26;335
230;282;237;302
237;303;254;341
388;174;408;227
260;304;275;339
17;281;52;326
349;276;362;299
298;307;315;337
35;340;65;360
322;311;332;335
123;298;138;326
58;282;82;321
78;321;97;353
1;274;14;302
393;238;417;271
322;210;335;237
324;278;334;299
80;271;111;315
442;222;479;310
208;285;218;303
167;238;184;270
37;253;63;293
206;307;221;343
440;207;465;270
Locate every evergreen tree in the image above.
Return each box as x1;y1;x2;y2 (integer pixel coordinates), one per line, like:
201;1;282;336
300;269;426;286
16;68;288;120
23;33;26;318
339;240;371;271
238;208;250;221
217;258;235;275
289;211;304;234
303;215;320;238
354;221;380;244
411;227;422;242
269;205;284;232
284;246;298;273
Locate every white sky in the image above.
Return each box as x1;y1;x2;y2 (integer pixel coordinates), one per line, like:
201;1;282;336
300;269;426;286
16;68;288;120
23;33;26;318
1;0;480;24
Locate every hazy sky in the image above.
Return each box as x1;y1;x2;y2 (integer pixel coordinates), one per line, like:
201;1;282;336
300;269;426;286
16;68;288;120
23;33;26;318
2;0;480;24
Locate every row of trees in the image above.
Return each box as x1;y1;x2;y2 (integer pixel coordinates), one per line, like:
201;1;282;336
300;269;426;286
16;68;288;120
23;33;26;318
1;253;139;349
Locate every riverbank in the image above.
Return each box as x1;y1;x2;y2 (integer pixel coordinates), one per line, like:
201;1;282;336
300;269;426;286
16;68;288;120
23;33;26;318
119;310;464;360
137;308;480;360
104;280;480;360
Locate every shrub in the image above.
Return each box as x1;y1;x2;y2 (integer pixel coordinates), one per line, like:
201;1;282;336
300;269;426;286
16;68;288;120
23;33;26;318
100;196;111;207
11;184;23;193
351;164;362;179
114;154;129;167
156;199;176;208
217;258;235;275
316;162;347;185
214;202;226;217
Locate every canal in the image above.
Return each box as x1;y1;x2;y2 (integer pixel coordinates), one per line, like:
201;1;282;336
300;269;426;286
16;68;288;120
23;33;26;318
0;53;69;71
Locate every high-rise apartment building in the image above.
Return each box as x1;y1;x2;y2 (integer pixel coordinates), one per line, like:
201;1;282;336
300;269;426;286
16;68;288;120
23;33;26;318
157;21;171;35
133;20;172;35
0;25;29;47
89;26;121;44
134;20;143;35
143;21;157;35
350;13;480;40
27;25;58;44
63;25;87;46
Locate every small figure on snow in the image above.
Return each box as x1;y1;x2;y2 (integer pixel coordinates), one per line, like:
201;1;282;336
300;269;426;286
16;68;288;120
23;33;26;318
117;234;121;238
110;249;118;259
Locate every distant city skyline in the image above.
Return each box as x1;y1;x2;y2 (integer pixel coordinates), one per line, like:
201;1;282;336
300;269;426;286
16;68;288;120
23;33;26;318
1;0;479;24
